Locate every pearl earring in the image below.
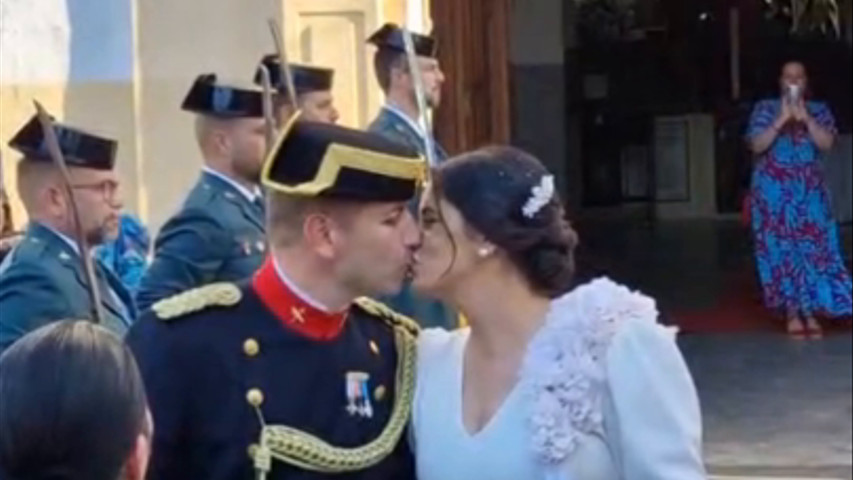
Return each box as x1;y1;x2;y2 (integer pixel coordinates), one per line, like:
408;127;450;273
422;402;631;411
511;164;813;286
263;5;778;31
478;247;492;258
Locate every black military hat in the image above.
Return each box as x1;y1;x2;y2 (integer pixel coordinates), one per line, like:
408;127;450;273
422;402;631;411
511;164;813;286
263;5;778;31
254;55;335;95
181;74;264;118
367;23;438;58
262;114;426;202
8;113;117;170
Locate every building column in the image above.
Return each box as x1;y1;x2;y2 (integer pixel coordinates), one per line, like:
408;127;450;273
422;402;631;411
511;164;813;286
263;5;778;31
509;0;571;205
0;0;72;226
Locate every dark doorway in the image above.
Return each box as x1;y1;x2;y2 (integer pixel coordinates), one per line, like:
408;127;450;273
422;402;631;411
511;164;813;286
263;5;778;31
570;0;852;214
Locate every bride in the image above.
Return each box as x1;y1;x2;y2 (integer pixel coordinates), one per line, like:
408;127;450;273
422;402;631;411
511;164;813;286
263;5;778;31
409;146;706;479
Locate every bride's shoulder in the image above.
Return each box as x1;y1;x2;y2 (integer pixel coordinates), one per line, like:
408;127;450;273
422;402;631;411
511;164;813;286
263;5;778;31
547;277;670;342
521;277;676;464
526;278;667;371
417;327;470;363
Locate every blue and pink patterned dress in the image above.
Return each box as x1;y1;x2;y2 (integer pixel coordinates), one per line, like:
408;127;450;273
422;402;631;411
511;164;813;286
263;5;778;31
96;213;151;295
747;99;852;318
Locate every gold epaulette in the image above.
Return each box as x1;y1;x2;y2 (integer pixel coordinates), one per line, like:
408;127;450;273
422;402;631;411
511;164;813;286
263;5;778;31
152;283;242;321
354;297;420;338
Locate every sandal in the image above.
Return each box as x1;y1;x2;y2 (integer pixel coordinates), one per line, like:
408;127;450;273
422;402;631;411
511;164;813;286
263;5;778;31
786;318;808;340
805;317;824;340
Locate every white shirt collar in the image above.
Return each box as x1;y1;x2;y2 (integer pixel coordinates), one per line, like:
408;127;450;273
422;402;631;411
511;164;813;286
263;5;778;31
272;257;335;313
39;222;81;256
383;103;426;141
202;167;262;203
38;222;130;320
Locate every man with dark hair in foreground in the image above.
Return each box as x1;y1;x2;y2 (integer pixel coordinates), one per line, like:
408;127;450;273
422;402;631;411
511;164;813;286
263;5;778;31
0;320;152;480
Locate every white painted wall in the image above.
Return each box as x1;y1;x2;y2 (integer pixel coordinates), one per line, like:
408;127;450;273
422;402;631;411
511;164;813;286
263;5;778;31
0;0;132;85
406;0;424;31
0;0;71;85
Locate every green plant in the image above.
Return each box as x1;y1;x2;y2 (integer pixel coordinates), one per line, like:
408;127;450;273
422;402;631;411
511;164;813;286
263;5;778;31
576;0;635;42
764;0;841;36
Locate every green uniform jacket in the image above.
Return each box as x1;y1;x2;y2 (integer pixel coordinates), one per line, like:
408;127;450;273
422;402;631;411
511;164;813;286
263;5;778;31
0;222;135;354
135;171;266;313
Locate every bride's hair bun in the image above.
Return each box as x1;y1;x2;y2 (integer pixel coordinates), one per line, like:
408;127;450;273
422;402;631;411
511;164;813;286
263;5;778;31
434;146;578;297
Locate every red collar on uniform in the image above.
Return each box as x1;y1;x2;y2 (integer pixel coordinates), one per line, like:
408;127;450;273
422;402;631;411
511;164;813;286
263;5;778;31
252;257;349;341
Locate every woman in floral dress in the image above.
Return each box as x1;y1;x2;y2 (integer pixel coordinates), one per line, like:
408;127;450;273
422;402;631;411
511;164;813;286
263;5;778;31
747;60;852;338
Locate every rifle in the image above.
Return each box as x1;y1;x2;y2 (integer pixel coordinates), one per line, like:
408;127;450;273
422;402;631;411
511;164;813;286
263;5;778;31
267;19;299;114
33;101;105;324
401;27;437;182
257;64;278;151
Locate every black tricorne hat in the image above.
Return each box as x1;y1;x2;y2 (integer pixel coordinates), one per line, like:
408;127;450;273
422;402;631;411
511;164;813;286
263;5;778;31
8;113;117;170
254;55;335;95
181;74;264;118
367;23;438;58
262;113;426;202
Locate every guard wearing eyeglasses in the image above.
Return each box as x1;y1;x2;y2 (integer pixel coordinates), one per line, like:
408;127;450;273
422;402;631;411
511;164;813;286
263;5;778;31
0;112;135;355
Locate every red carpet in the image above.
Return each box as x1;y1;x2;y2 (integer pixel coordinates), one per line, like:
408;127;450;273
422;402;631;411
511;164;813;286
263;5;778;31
671;266;853;335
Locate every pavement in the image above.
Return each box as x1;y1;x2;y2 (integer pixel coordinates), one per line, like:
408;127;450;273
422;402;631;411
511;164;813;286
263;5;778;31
579;218;853;479
684;333;852;479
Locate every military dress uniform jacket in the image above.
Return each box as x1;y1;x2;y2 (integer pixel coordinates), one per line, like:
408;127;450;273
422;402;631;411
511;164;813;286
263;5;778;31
0;223;135;354
367;107;456;330
136;171;266;313
126;257;418;480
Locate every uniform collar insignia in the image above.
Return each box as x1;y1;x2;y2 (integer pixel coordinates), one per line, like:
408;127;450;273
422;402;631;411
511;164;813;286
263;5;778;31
252;257;348;341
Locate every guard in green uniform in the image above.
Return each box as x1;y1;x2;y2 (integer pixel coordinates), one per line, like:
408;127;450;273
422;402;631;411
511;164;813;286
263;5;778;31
126;114;425;479
366;23;448;162
135;74;268;312
255;55;340;124
366;23;456;330
0;113;134;354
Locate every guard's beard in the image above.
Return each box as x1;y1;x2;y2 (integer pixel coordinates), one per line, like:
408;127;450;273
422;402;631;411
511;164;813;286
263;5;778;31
60;223;108;249
86;224;110;247
425;88;442;110
234;158;262;185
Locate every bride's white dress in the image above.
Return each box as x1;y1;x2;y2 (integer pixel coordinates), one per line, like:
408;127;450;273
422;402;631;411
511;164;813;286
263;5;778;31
411;278;706;480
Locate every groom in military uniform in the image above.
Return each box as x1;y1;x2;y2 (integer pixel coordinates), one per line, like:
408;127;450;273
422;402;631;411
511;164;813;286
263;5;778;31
366;23;456;330
127;115;423;479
